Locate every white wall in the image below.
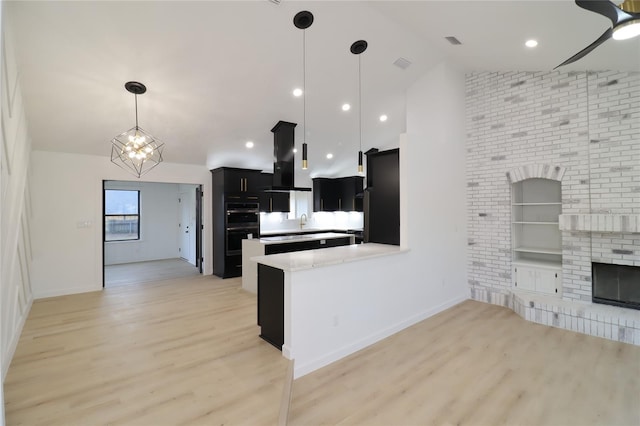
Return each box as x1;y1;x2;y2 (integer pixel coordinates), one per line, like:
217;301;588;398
403;60;468;301
104;181;180;265
30;151;211;299
284;61;469;378
1;10;35;388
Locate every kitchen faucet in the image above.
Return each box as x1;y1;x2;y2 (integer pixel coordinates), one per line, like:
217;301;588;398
300;213;307;229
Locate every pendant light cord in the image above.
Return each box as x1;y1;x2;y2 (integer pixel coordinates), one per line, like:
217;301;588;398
303;29;306;145
134;94;139;129
359;54;362;151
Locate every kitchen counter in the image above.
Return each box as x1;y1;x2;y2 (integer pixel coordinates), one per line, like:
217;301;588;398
259;228;361;236
254;242;411;379
257;232;352;244
252;243;405;272
242;232;354;293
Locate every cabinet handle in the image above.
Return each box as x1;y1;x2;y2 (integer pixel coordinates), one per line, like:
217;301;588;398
240;178;244;192
244;178;247;192
339;198;342;211
555;273;557;278
321;199;324;210
269;198;273;212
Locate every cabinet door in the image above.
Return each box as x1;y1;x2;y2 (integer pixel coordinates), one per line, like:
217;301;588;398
313;178;338;212
514;266;536;291
338;176;363;212
271;192;290;212
535;269;559;295
224;169;246;194
322;237;353;248
244;170;263;194
224;168;261;196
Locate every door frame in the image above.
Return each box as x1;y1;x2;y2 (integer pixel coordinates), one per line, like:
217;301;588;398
102;180;204;287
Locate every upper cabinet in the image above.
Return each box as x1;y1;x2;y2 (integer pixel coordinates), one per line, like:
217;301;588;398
220;167;262;199
259;173;290;213
313;176;363;212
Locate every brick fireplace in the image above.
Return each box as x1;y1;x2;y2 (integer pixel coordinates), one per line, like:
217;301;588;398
465;70;640;345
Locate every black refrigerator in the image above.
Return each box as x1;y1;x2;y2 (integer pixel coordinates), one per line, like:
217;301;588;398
364;148;400;245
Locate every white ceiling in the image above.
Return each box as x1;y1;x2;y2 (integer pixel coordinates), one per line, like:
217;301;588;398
6;1;640;178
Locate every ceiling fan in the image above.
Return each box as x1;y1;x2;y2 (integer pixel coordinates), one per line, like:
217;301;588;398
555;0;640;69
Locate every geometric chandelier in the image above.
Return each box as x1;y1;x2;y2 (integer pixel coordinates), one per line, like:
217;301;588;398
110;81;164;178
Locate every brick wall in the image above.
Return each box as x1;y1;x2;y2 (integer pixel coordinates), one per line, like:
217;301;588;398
465;70;640;343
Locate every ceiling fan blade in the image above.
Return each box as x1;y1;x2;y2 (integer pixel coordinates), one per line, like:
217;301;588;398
575;0;633;26
554;27;613;69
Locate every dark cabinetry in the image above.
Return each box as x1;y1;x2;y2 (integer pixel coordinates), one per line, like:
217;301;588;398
259;173;290;213
212;167;261;278
365;148;399;245
222;168;262;199
313;176;363;212
258;264;284;349
264;236;352;255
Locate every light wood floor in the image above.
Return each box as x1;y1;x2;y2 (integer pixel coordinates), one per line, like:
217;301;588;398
5;277;640;426
289;300;640;426
4;275;289;425
104;258;200;287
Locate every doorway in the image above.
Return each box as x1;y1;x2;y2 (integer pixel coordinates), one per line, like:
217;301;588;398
102;180;203;287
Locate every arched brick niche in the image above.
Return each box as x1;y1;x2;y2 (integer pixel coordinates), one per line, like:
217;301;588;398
506;164;566;184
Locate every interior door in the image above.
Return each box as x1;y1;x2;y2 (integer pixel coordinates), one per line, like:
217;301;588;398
179;190;196;265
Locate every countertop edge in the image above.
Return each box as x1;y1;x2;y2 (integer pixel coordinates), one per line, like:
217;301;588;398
252;244;409;272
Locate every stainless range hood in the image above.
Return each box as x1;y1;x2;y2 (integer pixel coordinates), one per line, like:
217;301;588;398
264;120;311;192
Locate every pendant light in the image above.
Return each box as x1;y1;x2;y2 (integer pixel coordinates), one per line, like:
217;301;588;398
351;40;368;174
110;81;165;178
294;11;313;170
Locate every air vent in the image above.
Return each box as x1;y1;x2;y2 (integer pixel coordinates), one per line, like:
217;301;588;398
268;0;281;4
445;36;462;45
393;57;412;70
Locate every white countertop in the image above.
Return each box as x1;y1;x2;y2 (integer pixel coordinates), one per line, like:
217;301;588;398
251;243;407;272
250;232;352;245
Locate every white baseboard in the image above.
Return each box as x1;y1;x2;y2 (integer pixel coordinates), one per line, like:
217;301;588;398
293;294;468;379
34;284;102;300
2;296;33;381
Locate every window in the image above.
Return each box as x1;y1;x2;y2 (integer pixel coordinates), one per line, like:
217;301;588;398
104;189;140;241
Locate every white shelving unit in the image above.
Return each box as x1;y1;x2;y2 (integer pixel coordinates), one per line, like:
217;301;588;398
511;178;562;296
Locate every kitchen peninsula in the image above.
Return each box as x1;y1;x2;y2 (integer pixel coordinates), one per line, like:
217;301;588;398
252;243;407;379
242;232;354;293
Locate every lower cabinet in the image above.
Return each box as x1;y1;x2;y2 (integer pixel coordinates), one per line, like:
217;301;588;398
257;264;284;350
513;263;561;295
264;236;352;255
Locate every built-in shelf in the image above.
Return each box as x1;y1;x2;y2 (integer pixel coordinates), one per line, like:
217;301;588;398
514;247;562;255
512;178;563;296
512;258;562;268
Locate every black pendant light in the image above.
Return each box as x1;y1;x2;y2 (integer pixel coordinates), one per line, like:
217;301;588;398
294;11;313;170
351;40;368;174
110;81;165;178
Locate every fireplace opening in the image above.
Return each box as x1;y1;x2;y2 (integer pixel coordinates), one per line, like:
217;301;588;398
592;262;640;310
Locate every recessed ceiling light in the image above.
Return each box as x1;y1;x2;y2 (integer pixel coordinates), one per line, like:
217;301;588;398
525;39;538;48
379;114;388;122
342;103;351;111
245;141;254;148
326;153;333;159
293;88;303;97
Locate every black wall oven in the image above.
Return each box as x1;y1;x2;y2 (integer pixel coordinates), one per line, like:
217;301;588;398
225;202;259;256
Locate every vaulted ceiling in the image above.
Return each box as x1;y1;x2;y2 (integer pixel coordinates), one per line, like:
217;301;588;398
6;1;639;178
